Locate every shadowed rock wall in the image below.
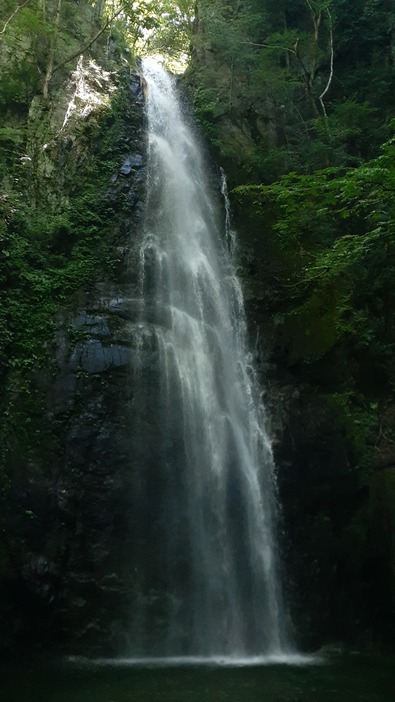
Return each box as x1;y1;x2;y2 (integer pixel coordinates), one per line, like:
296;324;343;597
1;70;148;656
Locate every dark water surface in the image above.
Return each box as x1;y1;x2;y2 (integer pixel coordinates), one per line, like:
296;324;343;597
1;655;395;702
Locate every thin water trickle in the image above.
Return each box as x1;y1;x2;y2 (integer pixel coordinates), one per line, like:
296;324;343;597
131;57;291;658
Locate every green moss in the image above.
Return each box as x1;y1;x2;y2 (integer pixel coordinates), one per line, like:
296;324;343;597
327;393;379;485
2;371;58;476
0;66;143;476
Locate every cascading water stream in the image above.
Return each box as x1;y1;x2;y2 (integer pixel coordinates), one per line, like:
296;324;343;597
130;57;291;659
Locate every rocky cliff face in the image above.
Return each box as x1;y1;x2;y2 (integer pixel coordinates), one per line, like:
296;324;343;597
232;207;395;649
1;69;149;656
1;44;394;657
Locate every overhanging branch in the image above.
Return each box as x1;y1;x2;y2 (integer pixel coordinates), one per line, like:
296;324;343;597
50;7;123;78
319;7;334;119
0;0;31;36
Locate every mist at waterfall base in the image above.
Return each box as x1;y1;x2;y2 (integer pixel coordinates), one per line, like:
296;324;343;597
4;654;395;701
124;57;291;663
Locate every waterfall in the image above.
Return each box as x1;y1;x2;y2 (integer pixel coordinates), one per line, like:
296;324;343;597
130;57;290;660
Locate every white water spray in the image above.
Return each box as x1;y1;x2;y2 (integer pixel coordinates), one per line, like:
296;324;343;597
131;57;291;659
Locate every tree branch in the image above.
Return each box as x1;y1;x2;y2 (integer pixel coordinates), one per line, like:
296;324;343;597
319;7;334;119
305;0;321;34
240;40;296;55
305;0;321;87
0;0;31;36
50;7;123;79
43;0;63;99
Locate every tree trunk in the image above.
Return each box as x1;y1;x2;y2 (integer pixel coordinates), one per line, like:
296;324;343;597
42;0;62;98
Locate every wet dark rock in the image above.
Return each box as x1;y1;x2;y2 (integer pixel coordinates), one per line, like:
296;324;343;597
107;296;142;317
69;339;130;373
130;77;140;95
126;189;137;207
264;377;368;649
130;75;145;105
120;154;143;175
72;313;111;337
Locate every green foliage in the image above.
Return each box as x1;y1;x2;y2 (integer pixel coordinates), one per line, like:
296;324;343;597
141;0;194;60
0;62;142;478
190;0;395;183
0;0;160;105
329;392;380;482
234;134;395;376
